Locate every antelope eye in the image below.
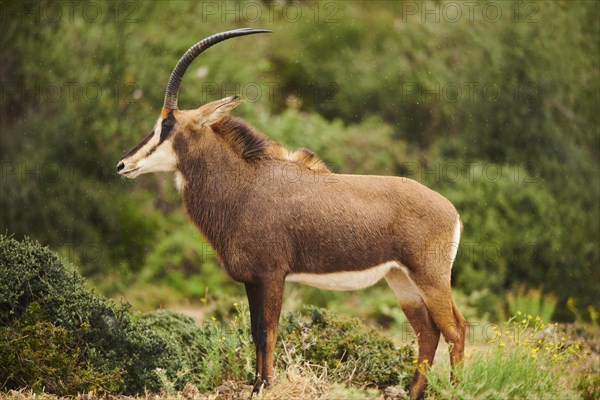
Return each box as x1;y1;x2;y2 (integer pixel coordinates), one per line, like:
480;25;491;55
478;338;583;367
162;117;174;131
159;114;176;142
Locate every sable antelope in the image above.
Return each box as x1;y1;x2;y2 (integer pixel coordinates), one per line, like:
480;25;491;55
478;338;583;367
117;29;466;400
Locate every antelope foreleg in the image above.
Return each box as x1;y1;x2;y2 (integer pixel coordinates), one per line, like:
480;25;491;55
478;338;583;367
245;278;284;394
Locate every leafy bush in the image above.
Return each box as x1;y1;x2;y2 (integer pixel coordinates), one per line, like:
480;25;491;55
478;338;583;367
0;235;185;394
246;108;410;175
137;309;255;392
0;303;123;395
279;306;414;388
140;222;243;301
135;305;416;391
1;236;413;395
432;163;563;320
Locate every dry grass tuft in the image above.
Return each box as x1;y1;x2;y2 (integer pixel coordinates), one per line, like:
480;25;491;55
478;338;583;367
255;341;388;400
257;341;331;400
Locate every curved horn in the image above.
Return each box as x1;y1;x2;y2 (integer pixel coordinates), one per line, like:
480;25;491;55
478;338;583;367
163;28;272;110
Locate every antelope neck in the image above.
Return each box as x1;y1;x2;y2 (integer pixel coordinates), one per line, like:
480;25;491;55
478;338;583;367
176;136;256;256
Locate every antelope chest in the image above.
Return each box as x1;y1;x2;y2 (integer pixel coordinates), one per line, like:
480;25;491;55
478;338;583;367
286;261;400;291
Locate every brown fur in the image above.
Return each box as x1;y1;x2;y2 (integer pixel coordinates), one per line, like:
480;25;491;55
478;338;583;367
211;117;274;162
118;31;464;395
121;103;465;400
210;116;330;173
288;148;331;173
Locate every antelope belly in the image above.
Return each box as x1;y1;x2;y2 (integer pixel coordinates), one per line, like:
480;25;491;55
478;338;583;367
286;261;400;291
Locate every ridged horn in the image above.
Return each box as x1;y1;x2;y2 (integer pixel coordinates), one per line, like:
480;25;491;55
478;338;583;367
163;28;272;110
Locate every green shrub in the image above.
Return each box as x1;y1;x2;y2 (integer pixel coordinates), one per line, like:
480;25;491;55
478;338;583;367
0;235;415;395
136;309;255;392
246;108;410;175
0;235;184;394
140;222;243;301
0;303;123;395
137;305;416;391
279;306;414;388
433;163;562;320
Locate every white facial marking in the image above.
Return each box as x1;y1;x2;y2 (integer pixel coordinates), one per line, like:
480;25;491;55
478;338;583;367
286;261;400;291
120;116;178;177
137;139;177;174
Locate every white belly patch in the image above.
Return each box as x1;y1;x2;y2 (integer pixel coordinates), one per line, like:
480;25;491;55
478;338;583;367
286;261;401;291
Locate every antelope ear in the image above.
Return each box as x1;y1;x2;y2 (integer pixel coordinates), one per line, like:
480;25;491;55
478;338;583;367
198;95;242;126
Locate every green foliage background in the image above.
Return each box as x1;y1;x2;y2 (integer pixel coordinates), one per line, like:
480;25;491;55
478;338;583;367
0;235;412;394
0;0;598;321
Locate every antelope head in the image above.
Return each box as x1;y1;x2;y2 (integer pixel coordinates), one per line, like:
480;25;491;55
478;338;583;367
116;28;271;178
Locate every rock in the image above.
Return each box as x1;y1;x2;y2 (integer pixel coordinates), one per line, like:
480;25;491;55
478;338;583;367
384;385;409;400
182;383;201;400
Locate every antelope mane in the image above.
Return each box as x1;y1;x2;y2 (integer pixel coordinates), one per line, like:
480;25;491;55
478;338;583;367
211;116;331;173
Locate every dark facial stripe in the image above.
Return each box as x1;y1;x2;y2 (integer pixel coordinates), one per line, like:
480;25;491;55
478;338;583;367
159;111;176;143
121;111;177;161
122;130;153;159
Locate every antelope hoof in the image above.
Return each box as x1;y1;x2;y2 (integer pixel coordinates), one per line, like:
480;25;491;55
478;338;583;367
251;377;266;395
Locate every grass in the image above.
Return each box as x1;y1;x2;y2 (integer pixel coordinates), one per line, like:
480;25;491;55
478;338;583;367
2;262;598;400
507;286;557;323
428;348;576;400
427;313;596;400
3;315;598;400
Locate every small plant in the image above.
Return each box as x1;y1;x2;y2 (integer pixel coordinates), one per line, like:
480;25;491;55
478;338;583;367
427;312;584;399
138;307;255;392
0;304;123;395
577;373;600;400
507;285;557;322
278;306;414;388
567;297;600;325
